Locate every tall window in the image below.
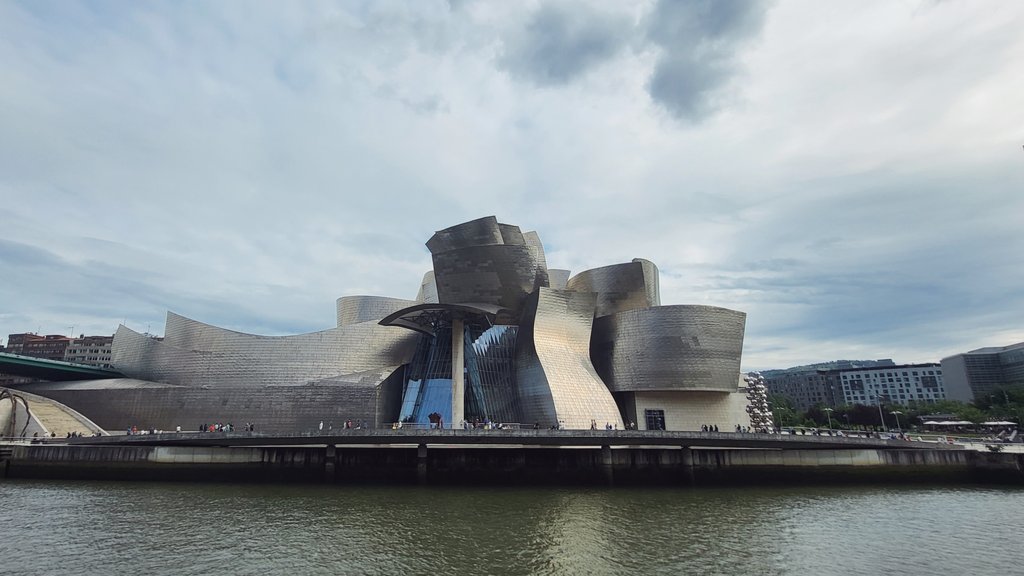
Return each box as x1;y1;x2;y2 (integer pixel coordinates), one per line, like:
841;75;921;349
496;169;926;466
645;409;665;431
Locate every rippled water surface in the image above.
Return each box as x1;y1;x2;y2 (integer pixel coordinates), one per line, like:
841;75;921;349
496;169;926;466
2;481;1021;575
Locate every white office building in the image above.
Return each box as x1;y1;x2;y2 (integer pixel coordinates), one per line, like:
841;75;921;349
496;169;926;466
839;362;942;403
838;363;945;406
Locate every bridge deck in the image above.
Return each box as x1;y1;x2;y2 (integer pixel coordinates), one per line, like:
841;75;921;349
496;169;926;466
0;352;123;381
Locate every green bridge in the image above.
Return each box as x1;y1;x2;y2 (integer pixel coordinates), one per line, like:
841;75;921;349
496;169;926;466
0;352;123;382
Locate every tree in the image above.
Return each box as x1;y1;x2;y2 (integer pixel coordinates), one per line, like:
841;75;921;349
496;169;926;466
768;394;800;427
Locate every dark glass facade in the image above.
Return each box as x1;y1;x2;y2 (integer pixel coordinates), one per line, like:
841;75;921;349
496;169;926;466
399;323;520;426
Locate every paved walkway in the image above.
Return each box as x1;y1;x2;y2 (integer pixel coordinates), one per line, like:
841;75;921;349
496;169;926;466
63;428;960;451
2;389;104;438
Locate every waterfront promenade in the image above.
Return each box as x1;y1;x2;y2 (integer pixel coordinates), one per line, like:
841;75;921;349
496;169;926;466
51;427;959;451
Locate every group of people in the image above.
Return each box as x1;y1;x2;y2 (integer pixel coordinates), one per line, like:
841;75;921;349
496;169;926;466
702;424;720;432
427;412;444;429
461;418;509;430
317;419;363;432
198;422;254;433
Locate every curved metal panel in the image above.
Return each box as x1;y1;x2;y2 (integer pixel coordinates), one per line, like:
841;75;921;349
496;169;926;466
498;223;526;246
17;368;405;433
566;259;660;318
337;296;418;326
416;270;439;304
591;305;746;393
426;216;504;254
113;314;417;388
522;231;551;289
515;287;623;429
378;302;508;336
548;269;571;290
431;244;547;311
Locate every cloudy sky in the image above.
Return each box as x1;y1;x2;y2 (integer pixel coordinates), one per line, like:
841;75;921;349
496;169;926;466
1;0;1021;371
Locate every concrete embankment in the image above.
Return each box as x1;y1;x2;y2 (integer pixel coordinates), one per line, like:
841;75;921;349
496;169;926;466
2;443;1022;485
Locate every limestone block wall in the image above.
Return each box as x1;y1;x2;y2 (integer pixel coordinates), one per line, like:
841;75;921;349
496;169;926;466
631;390;751;432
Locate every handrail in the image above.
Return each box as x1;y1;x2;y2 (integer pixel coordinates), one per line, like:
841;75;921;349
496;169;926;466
386;422;528;430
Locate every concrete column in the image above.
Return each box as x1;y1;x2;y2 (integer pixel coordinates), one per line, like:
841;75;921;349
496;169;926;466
601;445;614;486
451;317;465;429
680;447;695;486
324;444;336;483
417;443;428;485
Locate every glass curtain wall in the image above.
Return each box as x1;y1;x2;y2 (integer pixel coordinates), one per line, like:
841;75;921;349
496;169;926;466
398;322;520;426
398;324;453;426
465;325;519;425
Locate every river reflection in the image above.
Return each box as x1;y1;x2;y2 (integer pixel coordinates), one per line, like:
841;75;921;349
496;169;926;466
2;481;1021;576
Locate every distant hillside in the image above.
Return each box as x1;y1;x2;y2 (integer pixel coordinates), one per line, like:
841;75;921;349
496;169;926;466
760;359;896;377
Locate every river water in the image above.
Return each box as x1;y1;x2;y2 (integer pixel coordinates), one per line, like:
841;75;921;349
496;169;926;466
1;480;1020;575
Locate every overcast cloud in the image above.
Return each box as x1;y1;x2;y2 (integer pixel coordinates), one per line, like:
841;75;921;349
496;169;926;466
1;0;1021;371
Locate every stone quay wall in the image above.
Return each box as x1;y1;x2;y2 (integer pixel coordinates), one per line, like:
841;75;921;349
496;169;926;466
3;442;1022;486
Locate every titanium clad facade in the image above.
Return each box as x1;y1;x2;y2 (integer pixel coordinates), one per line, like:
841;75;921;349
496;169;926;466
16;368;404;433
548;269;571;290
431;244;548;311
427;217;550;312
515;287;623;429
566;259;661;318
426;216;505;253
337;296;418;326
416;271;439;304
522;231;549;277
591;305;746;393
113;313;417;387
499;223;526;246
19;214;751;433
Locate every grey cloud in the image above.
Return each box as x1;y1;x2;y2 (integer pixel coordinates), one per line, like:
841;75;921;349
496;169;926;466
647;0;768;47
375;83;449;115
647;52;731;120
645;0;771;120
0;238;64;269
400;93;448;115
2;1;1022;372
0;238;319;338
499;3;631;86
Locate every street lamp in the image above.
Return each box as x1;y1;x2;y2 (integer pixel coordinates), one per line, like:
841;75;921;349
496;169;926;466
875;395;886;431
823;407;834;429
890;410;903;433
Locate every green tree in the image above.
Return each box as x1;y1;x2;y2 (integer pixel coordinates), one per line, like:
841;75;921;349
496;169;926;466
768;394;800;427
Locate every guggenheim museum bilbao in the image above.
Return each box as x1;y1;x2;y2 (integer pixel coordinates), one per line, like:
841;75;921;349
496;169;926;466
19;216;754;433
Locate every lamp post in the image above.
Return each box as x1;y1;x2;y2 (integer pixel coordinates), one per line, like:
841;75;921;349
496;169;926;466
875;395;886;431
890;410;903;433
823;407;834;429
